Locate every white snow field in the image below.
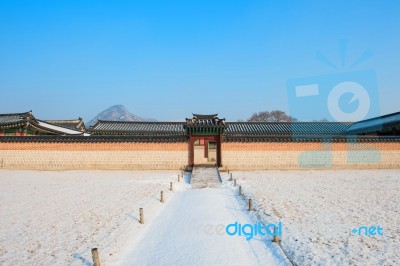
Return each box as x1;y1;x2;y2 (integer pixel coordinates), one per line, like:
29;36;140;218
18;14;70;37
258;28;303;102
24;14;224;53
2;168;398;266
0;168;290;266
221;170;400;266
0;170;180;265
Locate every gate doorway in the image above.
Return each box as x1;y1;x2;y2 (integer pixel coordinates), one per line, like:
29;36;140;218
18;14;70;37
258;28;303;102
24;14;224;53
189;135;221;167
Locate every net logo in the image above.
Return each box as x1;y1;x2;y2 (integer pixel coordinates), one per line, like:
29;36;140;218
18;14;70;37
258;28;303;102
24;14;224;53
352;225;384;236
225;221;282;241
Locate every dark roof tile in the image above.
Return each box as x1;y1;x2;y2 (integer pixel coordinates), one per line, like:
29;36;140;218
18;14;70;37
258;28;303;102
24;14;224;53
346;111;400;134
90;121;186;135
225;122;351;135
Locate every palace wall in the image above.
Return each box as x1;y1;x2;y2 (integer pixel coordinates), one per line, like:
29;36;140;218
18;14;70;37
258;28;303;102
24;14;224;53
0;142;188;170
0;141;399;170
221;142;400;170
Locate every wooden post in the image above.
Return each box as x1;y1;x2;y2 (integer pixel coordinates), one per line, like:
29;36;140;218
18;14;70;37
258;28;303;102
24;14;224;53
248;199;252;211
170;182;173;191
272;226;281;243
160;191;164;203
239;186;242;196
91;248;100;266
230;173;233;181
139;208;144;224
228;169;230;174
233;179;236;187
178;175;180;182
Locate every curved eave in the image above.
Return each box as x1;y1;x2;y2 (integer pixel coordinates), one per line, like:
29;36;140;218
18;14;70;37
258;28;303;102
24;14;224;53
28;122;84;136
0;121;28;129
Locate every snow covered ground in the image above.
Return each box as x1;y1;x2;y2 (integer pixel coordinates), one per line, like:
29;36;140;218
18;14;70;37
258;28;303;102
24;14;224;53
0;170;180;265
2;169;398;266
119;166;289;266
221;170;400;265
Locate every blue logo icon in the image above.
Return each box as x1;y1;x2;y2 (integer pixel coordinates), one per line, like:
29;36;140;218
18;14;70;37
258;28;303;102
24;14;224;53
286;40;382;168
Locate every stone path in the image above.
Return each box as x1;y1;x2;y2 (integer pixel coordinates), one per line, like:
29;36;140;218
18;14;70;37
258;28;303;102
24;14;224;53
190;165;221;189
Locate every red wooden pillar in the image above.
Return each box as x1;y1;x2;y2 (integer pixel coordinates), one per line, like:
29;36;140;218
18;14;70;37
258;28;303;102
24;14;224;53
189;135;195;167
216;134;222;167
204;139;209;158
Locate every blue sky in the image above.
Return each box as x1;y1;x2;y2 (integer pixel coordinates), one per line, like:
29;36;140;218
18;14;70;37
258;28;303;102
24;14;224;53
0;1;399;122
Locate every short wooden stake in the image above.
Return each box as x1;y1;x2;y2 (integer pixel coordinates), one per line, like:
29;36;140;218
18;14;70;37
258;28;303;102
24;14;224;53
160;191;164;203
228;169;230;174
230;173;233;180
272;226;281;243
91;248;101;266
239;186;242;196
233;179;236;187
178;175;181;182
170;182;173;191
139;208;144;224
248;199;252;211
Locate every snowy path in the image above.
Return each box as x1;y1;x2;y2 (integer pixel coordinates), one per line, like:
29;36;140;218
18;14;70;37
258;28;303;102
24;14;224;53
121;167;289;266
190;166;221;189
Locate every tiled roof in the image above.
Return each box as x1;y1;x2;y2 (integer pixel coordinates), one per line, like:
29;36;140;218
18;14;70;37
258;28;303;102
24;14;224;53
0;111;32;126
45;118;85;131
186;119;226;127
0;111;86;135
0;135;187;142
35;120;86;135
223;135;400;142
185;114;226;132
192;114;219;119
0;135;398;143
225;122;351;136
89;120;186;135
346;111;400;134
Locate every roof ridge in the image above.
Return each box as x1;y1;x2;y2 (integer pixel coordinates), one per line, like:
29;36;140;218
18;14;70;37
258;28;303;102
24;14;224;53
351;111;400;124
45;119;81;123
0;111;32;117
226;121;352;124
96;120;184;124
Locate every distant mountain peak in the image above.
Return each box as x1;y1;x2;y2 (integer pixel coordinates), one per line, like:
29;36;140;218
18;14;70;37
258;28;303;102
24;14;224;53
87;105;156;126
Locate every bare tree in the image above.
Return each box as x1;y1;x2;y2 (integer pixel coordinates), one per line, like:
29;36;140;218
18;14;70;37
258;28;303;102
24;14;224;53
247;110;297;122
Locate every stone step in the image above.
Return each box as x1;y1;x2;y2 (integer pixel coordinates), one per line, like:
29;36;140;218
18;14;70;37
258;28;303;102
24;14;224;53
191;166;221;189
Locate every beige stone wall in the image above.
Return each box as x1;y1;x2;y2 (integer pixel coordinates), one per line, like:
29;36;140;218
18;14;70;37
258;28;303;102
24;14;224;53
0;140;399;170
0;150;188;170
193;146;207;164
222;142;400;170
0;142;188;170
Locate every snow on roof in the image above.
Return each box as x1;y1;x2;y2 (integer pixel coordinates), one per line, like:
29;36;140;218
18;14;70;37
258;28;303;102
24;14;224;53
36;120;87;135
